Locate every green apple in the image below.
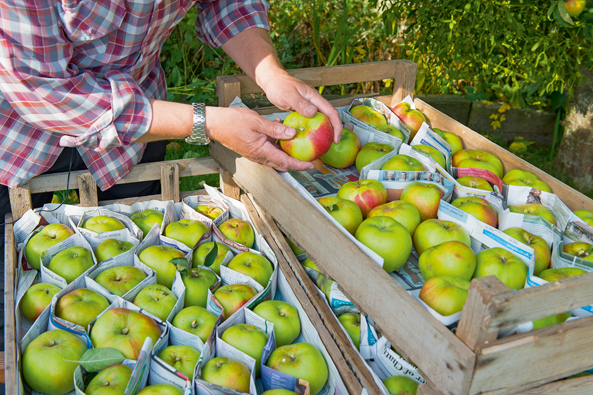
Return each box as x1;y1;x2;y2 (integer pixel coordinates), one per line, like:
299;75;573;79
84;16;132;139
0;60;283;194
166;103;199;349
317;273;334;302
400;182;445;222
532;312;571;330
172;306;217;343
280;111;334;162
376;125;405;140
538;267;587;282
195;204;224;220
382;375;419;395
21;283;61;322
95;266;147;297
473;247;528;290
419;241;476;281
381;154;427;172
56;288;110;328
285;237;306;256
503;227;551;275
419;275;470;316
193;241;232;275
138;245;186;289
222;324;269;376
413;219;471;256
451;196;498;228
133;284;178;322
320;127;361;169
574;210;593;227
214;283;258;320
82;215;126;234
367;200;422;236
157;345;201;380
165;219;209;249
317;196;363;235
508;204;557;226
182;267;218;308
91;308;161;360
302;257;320;272
456;176;493;192
355;216;412;273
136;385;184;395
337;179;387;218
25;223;75;270
563;242;593;262
266;342;329;395
349;105;388;128
433;128;463;154
130;209;164;238
502;169;552;193
47;246;95;284
201;356;251;393
355;142;395;172
412;145;446;168
338;313;361;350
262;390;298;395
218;218;255;248
85;364;132;395
452;149;504;179
95;238;134;263
391;102;426;141
22;329;88;395
227;252;274;287
253;300;301;347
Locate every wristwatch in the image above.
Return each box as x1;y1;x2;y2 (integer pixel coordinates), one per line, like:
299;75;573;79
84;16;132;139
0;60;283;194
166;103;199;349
185;103;210;145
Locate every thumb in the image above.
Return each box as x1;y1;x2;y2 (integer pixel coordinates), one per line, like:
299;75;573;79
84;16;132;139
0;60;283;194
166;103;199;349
259;118;297;141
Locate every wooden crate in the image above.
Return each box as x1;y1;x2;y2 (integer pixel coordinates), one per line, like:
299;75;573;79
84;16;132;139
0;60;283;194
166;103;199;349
4;159;368;394
212;60;593;395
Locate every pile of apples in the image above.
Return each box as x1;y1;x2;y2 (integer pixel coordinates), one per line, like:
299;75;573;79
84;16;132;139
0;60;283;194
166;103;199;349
19;205;329;395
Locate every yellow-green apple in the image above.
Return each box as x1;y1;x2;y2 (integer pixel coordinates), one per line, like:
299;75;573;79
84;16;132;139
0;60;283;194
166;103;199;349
157;345;201;380
91;308;161;360
164;219;209;249
213;283;258;320
201;356;251;393
21;283;61;322
418;241;476;281
502;169;551;192
532;312;571;330
391;102;426;141
22;329;87;395
400;182;445;221
130;209;164;238
218;218;255;248
413;219;471;256
367;201;422;236
538;267;587;282
316;273;334;302
451;196;498;228
412;145;446;168
95;266;147;297
222;324;269;376
503;228;551;275
419;275;470;316
280;112;334;162
227;252;274;287
47;246;94;284
133;284;178;321
433;128;463;154
473;248;528;290
317;196;363;235
95;238;134;263
349;105;388;128
195;204;224;220
136;385;184;395
381;154;427;172
253;300;301;347
56;288;110;328
563;0;586;17
456;176;493;192
382;375;419;395
508;204;557;226
85;364;132;395
337;179;387;218
338;313;361;350
376;125;406;140
172;306;217;343
193;241;232;275
182;267;218;308
138;245;185;289
82;215;126;233
320;127;361;168
25;223;75;270
452;149;504;179
262;390;298;395
355;142;395;172
266;342;329;395
574;210;593;227
355;216;413;273
563;242;593;262
285;237;306;256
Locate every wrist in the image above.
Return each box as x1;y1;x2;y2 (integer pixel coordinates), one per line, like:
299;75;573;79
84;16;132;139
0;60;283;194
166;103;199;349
256;59;290;94
204;106;219;141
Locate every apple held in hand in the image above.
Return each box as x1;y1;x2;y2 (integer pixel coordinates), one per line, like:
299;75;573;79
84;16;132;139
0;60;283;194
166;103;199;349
82;215;126;234
253;300;301;347
317;196;363;235
376;125;405;140
95;238;134;263
172;306;217;343
419;241;476;281
218;218;255;248
56;288;110;328
419;275;470;316
508;204;557;226
214;283;258;320
413;219;471;256
456;176;493;192
25;223;75;270
349;105;388;128
222;324;269;376
355;142;395;172
95;266;147;297
412;145;446;168
21;283;61;322
337;179;387;218
193;241;232;275
85;364;132;395
201;356;251;393
165;219;209;249
138;245;185;289
383;375;419;395
48;246;95;284
502;169;551;192
381;154;427;172
338;313;361;350
574;210;593;227
367;200;422;236
473;248;528;290
195;204;224;220
137;385;184;395
433;128;463;154
320;127;361;168
280;112;334;162
503;227;550;275
182;267;218;308
452;149;504;179
563;242;593;262
538;267;587;282
22;329;88;395
451;196;498;228
227;252;274;288
130;209;164;238
400;182;445;222
134;284;178;322
391;102;426;141
157;345;201;380
355;216;413;273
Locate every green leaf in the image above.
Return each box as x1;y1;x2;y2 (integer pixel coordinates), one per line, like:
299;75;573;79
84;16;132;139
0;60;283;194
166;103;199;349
557;1;575;25
203;243;219;268
547;2;558;20
65;348;125;372
584;25;593;41
327;204;339;212
171;257;190;275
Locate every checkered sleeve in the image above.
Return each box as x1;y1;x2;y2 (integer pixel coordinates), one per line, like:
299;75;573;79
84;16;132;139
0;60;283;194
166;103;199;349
195;0;270;48
0;0;152;151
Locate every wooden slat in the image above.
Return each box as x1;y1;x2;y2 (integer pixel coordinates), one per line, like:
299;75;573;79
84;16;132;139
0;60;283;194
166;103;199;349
160;163;180;202
98;189;209;207
9;184;32;220
4;214;18;394
209;141;476;395
248;94;382;115
216;75;242;107
391;60;418;106
515;375;593;395
220;171;241;201
77;173;99;207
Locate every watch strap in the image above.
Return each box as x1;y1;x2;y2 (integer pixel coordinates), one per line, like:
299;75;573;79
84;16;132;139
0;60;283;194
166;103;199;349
185;103;209;145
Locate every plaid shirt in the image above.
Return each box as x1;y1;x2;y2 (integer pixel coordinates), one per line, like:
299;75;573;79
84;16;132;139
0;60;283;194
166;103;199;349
0;0;269;190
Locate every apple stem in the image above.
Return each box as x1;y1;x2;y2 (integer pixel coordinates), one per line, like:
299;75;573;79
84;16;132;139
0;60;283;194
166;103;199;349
122;328;129;335
104;382;110;387
191;320;198;328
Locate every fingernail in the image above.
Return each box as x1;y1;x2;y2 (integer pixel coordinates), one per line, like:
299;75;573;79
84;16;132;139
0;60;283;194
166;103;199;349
305;105;316;115
284;127;296;138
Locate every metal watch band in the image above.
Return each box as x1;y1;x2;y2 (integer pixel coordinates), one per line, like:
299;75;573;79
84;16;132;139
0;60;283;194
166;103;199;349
185;103;209;145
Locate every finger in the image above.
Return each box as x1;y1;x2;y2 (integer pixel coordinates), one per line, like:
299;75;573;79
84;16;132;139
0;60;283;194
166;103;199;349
258;117;296;140
306;95;343;144
285;91;318;119
259;141;315;172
